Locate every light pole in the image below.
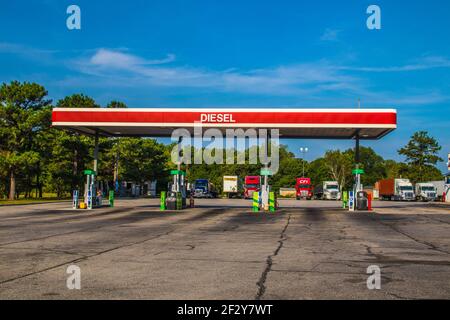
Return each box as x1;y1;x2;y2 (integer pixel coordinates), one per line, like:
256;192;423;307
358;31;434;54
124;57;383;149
300;147;309;177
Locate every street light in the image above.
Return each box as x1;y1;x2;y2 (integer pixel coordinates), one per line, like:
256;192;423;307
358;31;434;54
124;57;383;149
300;147;309;177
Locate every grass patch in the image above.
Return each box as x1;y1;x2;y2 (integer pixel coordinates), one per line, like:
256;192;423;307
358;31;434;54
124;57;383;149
0;198;71;206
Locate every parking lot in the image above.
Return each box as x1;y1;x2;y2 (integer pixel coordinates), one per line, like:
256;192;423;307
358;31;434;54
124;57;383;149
0;199;449;299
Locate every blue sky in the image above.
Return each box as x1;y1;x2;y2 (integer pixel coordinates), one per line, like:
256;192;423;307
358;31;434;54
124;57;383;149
1;0;449;172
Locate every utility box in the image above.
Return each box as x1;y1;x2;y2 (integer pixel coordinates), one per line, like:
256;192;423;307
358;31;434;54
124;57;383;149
166;192;177;210
356;191;369;211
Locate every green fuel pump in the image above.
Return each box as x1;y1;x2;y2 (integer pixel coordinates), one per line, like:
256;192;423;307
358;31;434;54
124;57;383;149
165;170;187;210
109;190;115;207
260;168;273;211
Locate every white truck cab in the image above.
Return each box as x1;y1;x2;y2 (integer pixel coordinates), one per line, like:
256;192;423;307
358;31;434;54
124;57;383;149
415;183;437;202
395;179;415;201
323;181;341;200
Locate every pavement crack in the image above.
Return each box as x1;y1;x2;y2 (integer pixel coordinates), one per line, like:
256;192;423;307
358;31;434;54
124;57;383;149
387;292;418;300
255;214;291;300
0;208;235;286
371;216;450;256
0;229;174;286
422;215;450;225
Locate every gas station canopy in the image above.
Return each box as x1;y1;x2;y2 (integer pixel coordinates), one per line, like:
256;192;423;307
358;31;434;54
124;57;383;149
52;108;397;139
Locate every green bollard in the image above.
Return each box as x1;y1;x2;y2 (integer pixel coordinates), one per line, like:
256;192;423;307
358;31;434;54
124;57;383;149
160;191;166;211
269;192;276;212
342;191;348;209
109;190;115;207
176;192;182;210
252;192;259;212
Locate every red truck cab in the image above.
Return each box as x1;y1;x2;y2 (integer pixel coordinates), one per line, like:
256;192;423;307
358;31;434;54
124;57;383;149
295;178;313;200
244;176;261;199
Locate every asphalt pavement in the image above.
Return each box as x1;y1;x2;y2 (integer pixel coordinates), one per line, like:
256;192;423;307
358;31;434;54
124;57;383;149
0;198;449;299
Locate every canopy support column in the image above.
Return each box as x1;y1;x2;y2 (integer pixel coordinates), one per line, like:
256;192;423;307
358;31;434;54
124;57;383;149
354;131;362;193
93;130;99;173
261;130;271;211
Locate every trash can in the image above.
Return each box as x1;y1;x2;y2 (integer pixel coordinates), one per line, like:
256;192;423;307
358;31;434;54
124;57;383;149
356;191;369;211
166;192;177;210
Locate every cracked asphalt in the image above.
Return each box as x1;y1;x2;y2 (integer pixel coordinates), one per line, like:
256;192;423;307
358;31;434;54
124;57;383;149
0;199;449;299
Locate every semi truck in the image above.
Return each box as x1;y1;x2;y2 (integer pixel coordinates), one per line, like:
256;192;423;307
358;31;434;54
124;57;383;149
426;181;445;201
223;176;240;198
193;179;218;198
415;182;437;202
433;174;450;202
295;177;313;200
446;174;450;202
378;178;415;201
244;176;261;199
314;181;341;200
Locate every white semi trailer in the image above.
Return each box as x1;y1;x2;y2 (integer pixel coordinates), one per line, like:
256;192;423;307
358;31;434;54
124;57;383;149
445;174;450;202
427;177;450;202
223;176;240;198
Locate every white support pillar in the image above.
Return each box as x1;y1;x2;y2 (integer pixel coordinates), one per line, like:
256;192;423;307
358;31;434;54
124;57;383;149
261;130;270;210
91;130;99;208
93;130;99;174
354;132;362;192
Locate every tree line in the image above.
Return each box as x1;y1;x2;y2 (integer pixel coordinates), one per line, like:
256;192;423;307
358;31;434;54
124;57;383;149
0;81;444;200
0;81;171;200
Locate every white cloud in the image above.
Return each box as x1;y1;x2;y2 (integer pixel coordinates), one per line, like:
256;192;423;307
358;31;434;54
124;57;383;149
320;29;341;42
341;56;450;72
90;49;175;68
0;42;57;63
73;49;361;96
67;49;450;105
2;43;450;107
362;91;450;106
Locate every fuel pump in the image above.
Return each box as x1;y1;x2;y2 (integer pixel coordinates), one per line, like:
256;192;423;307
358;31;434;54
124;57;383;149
72;190;79;209
352;134;368;211
260;169;272;211
352;168;368;211
354;168;363;194
260;131;273;211
83;169;96;210
166;170;187;210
